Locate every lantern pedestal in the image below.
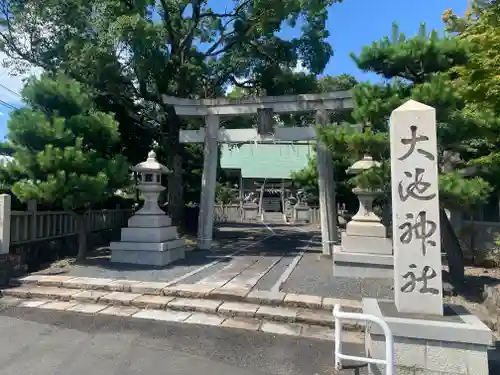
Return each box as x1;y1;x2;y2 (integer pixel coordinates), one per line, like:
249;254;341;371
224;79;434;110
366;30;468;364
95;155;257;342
333;157;393;279
110;151;185;267
110;200;185;267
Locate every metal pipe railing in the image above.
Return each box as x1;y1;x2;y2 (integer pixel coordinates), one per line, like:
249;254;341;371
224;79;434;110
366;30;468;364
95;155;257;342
333;304;395;375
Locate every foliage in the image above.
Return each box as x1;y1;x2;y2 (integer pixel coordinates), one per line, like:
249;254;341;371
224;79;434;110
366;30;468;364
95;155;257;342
317;74;358;92
3;72;130;258
0;0;345;225
474;232;500;268
290;156;319;204
348;163;390;192
290;74;359;205
438;172;492;210
215;182;239;205
319;125;388;160
442;1;500;209
331;22;496;210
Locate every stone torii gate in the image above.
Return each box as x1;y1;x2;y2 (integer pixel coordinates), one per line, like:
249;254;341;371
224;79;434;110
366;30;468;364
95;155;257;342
162;92;353;254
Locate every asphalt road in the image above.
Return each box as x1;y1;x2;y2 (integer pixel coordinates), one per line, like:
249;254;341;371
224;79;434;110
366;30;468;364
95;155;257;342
0;305;367;375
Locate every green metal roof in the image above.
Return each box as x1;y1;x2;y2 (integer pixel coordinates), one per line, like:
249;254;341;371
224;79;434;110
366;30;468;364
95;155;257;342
220;143;313;179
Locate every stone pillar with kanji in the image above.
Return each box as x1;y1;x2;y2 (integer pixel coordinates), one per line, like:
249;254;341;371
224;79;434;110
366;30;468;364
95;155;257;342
362;100;492;375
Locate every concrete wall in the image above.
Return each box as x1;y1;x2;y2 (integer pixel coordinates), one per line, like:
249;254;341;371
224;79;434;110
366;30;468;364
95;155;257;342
455;220;500;253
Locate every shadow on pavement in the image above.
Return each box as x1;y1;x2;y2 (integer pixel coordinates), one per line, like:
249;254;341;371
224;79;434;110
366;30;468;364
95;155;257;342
72;226;319;272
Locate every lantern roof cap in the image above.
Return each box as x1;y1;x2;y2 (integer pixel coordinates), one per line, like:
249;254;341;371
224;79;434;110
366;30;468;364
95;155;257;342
132;150;170;173
346;155;380;175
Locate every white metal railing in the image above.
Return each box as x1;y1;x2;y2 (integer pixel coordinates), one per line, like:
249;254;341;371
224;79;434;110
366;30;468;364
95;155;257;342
333;304;395;375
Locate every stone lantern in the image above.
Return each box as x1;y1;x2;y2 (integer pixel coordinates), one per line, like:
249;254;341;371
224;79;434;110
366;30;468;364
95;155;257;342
345;155;386;238
132;150;170;216
110;150;185;266
332;154;393;279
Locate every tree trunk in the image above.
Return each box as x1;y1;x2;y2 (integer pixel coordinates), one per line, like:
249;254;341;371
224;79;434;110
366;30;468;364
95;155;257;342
439;207;465;285
73;212;88;261
164;106;184;230
168;152;184;228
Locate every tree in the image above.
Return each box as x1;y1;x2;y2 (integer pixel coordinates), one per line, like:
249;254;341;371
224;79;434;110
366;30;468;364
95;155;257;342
0;0;344;227
314;23;500;284
341;23;493;209
290;74;358;207
440;2;500;245
448;2;500;109
5;72;130;260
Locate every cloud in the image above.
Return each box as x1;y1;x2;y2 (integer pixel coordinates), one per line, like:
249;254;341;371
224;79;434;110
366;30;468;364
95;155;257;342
292;59;310;74
0;51;43;104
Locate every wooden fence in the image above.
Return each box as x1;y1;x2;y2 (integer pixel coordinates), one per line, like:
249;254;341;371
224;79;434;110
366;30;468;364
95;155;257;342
10;209;133;245
0;194;133;253
1;198;324;253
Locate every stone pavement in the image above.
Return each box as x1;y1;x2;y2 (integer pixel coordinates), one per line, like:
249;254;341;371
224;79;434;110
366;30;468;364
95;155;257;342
0;304;368;375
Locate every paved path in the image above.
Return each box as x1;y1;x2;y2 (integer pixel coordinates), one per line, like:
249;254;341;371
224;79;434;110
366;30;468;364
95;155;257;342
58;224;393;300
0;304;367;375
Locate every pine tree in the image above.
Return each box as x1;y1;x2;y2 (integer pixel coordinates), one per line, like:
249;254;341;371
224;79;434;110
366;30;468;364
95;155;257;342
313;23;500;283
5;73;130;260
325;23;494;209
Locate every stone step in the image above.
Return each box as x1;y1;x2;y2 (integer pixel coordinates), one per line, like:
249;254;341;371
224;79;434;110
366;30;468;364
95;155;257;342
2;284;364;331
0;295;364;344
13;274;362;312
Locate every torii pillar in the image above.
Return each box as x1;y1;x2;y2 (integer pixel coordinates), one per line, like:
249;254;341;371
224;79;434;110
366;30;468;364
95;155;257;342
316;109;337;254
198;114;219;249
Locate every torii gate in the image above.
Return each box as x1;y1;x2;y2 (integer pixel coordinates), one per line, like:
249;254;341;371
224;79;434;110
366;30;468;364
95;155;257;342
162;91;353;254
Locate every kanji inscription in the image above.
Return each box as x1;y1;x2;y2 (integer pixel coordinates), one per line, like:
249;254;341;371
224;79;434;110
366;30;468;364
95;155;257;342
390;100;444;316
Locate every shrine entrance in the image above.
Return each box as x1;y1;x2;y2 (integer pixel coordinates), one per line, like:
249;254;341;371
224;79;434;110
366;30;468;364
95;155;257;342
162;91;353;254
262;190;282;213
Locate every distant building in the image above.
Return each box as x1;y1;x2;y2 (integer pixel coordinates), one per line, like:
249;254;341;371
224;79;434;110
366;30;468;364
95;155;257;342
220;142;313;212
0;155;13;166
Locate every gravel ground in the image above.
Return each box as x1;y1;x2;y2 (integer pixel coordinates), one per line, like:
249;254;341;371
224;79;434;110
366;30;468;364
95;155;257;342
281;253;394;299
59;226;314;286
65;249;239;283
38;223;396;301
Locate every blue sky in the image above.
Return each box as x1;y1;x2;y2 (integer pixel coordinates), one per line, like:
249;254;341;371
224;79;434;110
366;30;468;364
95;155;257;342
0;0;468;139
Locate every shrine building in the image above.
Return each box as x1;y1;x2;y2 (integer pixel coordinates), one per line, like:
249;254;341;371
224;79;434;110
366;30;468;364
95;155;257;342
220;142;313;212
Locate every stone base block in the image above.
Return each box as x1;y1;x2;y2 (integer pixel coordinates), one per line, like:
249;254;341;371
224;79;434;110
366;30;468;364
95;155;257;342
341;232;392;255
294;207;310;222
242;207;259;221
333;246;393;278
111;246;185;267
345;220;387;237
110;238;184;252
128;214;172;228
120;226;178;242
363;298;492;375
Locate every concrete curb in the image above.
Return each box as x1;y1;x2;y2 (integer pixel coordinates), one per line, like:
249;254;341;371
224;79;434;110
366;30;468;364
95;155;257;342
13;275;362;312
0;295;365;344
2;284;364;331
